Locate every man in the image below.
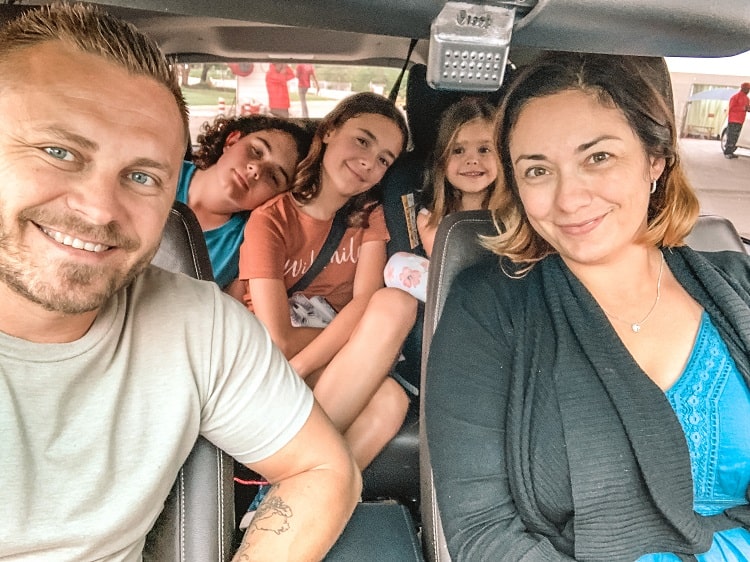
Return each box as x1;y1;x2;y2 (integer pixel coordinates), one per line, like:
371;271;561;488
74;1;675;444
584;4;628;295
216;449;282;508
296;63;320;118
724;81;750;159
0;4;360;561
265;63;295;118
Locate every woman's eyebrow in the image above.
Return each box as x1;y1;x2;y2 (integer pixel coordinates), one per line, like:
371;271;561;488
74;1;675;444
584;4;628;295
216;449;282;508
514;134;622;164
514;153;546;165
576;135;620;152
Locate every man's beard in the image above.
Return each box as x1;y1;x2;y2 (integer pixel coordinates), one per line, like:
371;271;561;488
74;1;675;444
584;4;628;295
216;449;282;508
0;207;156;314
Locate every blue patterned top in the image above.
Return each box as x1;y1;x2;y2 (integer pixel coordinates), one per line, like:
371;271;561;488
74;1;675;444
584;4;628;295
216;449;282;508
639;312;750;561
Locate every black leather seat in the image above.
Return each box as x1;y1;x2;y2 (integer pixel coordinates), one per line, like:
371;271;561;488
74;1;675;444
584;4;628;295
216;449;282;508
365;64;512;508
143;201;235;562
418;210;748;561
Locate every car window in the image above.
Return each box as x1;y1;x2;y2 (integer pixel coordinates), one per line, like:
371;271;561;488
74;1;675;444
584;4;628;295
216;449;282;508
183;62;407;145
668;52;750;240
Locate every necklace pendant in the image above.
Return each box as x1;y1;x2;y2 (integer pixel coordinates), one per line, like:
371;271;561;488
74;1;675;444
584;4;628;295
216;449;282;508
631;323;641;333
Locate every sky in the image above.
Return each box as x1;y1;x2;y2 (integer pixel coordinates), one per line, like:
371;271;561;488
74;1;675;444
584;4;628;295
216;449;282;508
666;50;750;77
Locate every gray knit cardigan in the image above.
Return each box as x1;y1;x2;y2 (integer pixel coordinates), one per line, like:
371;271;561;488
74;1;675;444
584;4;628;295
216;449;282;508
426;246;750;562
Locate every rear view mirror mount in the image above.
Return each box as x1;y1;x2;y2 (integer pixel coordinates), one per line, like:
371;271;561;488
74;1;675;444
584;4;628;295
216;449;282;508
426;1;516;92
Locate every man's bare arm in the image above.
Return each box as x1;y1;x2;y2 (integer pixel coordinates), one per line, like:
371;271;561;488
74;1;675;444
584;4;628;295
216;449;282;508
232;401;361;561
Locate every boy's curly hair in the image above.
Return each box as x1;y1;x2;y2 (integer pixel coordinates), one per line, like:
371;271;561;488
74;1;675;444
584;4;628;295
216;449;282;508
192;114;313;170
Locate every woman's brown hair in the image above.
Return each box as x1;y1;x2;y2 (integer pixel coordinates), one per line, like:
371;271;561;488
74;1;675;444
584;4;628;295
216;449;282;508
484;52;700;269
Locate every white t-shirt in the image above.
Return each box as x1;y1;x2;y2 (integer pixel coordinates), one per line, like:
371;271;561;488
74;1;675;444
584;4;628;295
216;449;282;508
0;266;313;561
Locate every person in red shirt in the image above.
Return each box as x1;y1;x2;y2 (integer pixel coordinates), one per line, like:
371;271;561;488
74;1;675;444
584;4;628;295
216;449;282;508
296;64;320;118
724;82;750;159
265;63;294;118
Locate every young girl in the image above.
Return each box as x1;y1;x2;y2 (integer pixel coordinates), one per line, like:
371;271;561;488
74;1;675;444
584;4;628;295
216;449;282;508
238;92;417;471
384;97;503;301
176;114;311;291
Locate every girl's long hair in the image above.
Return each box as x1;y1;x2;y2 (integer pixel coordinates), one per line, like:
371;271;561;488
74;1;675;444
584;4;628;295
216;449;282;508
291;92;408;227
422;97;502;228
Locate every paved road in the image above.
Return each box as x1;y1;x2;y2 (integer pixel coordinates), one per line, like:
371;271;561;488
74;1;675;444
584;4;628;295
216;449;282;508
679;138;750;237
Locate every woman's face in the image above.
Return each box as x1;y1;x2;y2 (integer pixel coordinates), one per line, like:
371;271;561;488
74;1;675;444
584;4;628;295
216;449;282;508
216;129;300;211
444;118;498;197
321;113;403;199
509;89;665;266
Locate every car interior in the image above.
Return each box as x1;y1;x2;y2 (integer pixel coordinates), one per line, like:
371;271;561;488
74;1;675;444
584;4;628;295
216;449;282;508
3;0;748;560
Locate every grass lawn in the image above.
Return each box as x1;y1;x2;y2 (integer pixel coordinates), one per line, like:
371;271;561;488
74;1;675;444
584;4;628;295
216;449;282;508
182;85;330;107
182;86;236;106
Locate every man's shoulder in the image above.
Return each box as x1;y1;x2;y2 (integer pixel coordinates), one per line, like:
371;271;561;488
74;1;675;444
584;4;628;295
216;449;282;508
127;266;259;338
132;266;222;307
730;90;749;103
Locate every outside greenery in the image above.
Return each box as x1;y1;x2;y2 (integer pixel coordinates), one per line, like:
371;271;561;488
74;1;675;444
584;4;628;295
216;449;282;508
179;62;407;107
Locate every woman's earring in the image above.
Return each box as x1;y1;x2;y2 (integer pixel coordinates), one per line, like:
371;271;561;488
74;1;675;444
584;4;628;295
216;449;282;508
650;179;657;194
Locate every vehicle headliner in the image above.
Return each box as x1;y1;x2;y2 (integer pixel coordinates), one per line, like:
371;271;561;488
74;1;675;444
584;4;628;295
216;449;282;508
1;0;749;70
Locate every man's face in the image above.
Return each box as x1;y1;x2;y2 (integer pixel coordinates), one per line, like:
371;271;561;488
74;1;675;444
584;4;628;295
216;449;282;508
0;42;185;315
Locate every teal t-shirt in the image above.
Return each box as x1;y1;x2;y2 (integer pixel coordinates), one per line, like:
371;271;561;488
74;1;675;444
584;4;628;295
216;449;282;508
175;161;250;288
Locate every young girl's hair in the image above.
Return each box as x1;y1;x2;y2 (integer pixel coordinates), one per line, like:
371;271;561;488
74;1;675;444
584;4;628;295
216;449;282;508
422;97;500;229
192;114;313;170
291;92;409;227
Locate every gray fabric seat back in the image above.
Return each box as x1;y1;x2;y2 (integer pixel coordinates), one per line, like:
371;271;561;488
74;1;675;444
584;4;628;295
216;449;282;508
420;210;497;562
685;214;747;253
144;201;235;562
419;210;747;561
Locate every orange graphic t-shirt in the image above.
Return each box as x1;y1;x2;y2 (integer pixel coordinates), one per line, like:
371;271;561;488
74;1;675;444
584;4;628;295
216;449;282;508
239;192;389;312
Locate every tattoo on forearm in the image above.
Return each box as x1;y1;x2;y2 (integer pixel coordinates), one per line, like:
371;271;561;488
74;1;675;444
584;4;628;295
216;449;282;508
234;485;295;559
249;486;293;536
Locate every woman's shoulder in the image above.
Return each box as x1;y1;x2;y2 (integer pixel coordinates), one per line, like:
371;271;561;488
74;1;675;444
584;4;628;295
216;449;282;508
451;255;536;304
255;191;294;214
674;245;750;280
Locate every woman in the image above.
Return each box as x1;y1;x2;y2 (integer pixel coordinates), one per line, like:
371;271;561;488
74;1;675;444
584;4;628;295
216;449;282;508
425;52;750;561
177;114;311;290
239;92;417;470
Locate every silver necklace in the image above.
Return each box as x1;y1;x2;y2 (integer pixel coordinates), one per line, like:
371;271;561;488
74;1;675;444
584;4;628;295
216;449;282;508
601;252;664;333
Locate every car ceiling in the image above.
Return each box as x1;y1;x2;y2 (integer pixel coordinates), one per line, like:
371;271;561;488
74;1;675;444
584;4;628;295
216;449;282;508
2;0;749;68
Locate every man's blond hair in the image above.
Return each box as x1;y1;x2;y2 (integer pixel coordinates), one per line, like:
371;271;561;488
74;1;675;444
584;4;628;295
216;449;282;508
0;2;188;142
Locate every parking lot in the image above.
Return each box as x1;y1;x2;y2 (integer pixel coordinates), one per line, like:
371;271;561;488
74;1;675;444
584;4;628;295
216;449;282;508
680;138;750;238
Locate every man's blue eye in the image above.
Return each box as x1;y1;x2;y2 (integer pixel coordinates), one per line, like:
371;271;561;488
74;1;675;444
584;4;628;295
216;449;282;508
44;147;72;160
130;172;154;186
